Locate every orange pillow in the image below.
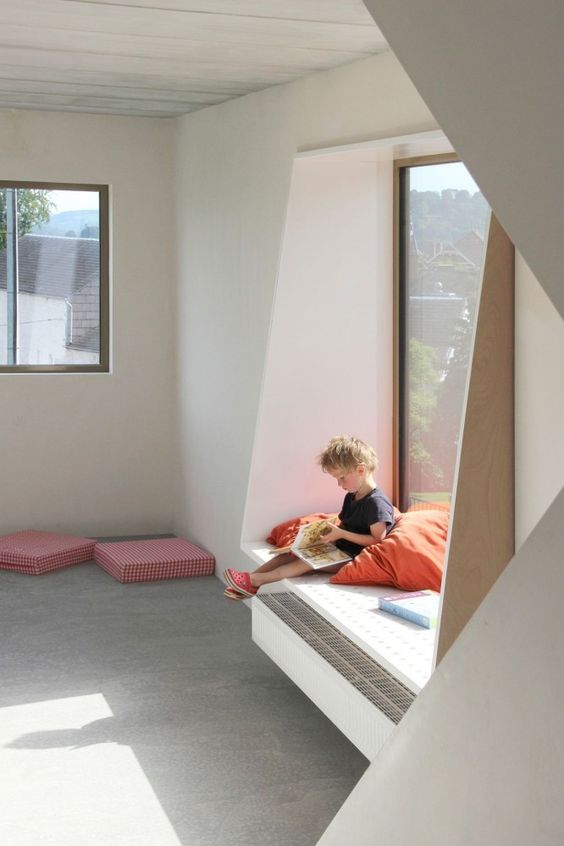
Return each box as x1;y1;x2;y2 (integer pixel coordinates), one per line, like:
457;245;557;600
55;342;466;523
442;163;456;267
267;513;337;549
330;509;449;592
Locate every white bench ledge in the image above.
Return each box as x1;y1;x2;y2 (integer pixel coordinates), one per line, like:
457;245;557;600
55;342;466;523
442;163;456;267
242;541;436;693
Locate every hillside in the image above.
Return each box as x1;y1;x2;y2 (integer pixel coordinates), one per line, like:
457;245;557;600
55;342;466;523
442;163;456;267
32;209;99;238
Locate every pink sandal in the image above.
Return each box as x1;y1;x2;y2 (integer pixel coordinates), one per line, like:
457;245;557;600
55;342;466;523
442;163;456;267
223;568;258;598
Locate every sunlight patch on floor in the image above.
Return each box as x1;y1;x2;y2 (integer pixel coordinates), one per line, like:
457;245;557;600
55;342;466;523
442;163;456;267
0;694;182;846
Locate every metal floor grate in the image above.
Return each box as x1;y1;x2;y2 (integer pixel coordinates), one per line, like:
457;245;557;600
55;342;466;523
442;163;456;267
257;592;415;724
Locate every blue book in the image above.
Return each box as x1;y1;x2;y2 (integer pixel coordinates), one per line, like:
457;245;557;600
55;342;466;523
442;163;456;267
378;590;440;629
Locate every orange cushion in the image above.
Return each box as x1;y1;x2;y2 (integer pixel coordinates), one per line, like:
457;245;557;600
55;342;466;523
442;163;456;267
330;509;449;591
267;513;338;549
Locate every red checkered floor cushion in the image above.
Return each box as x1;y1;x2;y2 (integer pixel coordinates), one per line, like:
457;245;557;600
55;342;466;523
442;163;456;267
93;537;215;583
0;530;96;575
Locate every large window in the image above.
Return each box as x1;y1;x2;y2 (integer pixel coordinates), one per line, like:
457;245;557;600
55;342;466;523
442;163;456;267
395;156;490;511
0;182;109;372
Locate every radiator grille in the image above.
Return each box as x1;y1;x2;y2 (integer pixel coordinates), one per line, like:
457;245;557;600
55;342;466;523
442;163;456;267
258;592;415;724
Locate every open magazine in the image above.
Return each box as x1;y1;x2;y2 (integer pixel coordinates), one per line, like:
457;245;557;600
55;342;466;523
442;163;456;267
290;518;352;570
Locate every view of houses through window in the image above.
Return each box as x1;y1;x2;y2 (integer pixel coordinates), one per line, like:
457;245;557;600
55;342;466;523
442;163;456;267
0;183;107;371
398;159;490;511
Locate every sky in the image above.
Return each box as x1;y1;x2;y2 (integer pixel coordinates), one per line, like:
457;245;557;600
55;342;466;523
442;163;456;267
409;162;480;194
50;190;99;213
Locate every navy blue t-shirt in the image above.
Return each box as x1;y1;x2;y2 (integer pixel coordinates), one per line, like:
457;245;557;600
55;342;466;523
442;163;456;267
336;487;395;557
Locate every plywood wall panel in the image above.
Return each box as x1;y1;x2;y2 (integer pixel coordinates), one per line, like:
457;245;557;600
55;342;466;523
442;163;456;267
436;216;515;663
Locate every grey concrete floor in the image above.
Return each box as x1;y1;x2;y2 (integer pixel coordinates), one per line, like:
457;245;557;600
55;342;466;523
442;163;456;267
0;561;367;846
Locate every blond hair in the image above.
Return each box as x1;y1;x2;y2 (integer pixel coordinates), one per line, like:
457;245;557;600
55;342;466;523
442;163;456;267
318;435;379;474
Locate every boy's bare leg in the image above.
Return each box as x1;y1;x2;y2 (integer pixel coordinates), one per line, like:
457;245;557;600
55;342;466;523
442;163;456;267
252;552;295;574
250;558;311;587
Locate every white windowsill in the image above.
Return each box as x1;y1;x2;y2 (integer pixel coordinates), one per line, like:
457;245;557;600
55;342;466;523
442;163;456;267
241;541;435;693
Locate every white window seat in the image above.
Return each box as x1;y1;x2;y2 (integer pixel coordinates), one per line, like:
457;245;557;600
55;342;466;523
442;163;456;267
242;542;436;760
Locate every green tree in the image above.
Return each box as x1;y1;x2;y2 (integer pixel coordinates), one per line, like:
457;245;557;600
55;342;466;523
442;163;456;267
432;301;475;488
0;188;53;250
408;337;444;490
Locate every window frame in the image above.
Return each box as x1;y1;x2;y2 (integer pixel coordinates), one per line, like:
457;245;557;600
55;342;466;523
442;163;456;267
393;152;462;510
0;180;109;374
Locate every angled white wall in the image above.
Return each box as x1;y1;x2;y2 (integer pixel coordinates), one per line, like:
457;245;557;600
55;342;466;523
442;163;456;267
242;150;394;543
515;257;564;547
363;0;564;320
318;488;564;846
0;109;175;536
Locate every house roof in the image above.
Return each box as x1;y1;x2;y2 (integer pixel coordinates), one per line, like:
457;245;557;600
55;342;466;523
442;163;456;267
0;234;99;300
424;244;477;270
67;326;100;354
454;230;485;267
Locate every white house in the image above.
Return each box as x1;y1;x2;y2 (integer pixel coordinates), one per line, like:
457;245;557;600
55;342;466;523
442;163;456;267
0;234;99;366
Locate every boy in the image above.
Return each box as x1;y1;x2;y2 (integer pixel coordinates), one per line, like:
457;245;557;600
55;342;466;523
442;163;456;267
224;435;395;599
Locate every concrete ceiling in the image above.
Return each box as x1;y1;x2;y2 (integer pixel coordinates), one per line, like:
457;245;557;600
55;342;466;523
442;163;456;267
0;0;388;118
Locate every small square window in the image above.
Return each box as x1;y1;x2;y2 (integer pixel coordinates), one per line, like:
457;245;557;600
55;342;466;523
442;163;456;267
0;182;109;373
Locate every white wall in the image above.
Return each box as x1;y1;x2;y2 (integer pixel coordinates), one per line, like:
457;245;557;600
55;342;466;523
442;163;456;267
173;51;437;562
515;256;564;547
242;150;394;543
0;109;175;536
